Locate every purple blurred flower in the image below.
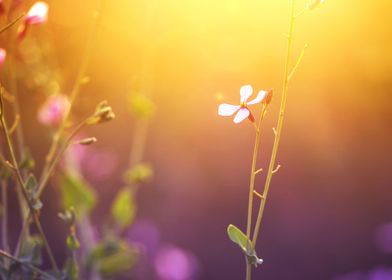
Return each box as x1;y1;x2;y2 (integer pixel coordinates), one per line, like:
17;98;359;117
127;219;161;257
375;223;392;254
82;149;117;182
369;267;392;280
38;94;70;126
154;245;198;280
332;271;366;280
66;143;118;182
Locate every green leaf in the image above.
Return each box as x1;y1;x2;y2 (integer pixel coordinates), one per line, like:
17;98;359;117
60;172;96;218
111;188;136;229
25;174;42;210
25;174;37;193
227;224;251;253
88;238;138;278
227;224;263;267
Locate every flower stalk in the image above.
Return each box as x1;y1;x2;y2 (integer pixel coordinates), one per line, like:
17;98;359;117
251;0;297;250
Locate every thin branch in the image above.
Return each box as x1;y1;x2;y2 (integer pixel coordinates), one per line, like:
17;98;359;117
272;164;281;174
254;168;263;175
0;87;60;274
37;118;88;197
0;13;25;34
8;114;20;135
14;117;89;260
39;0;104;186
0;249;56;280
288;44;307;81
251;0;296;248
253;190;265;200
1;180;10;269
245;104;268;280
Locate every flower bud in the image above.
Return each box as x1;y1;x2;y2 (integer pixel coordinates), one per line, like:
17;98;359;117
76;137;97;146
262;89;273;105
306;0;325;10
87;101;116;125
18;1;48;39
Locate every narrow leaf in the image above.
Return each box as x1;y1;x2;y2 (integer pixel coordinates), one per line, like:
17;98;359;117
111;188;136;229
60;172;96;218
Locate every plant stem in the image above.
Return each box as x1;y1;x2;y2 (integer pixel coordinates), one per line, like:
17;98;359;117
1;180;9;269
39;0;103;185
246;258;252;280
0;89;60;274
251;0;296;247
0;13;25;34
6;27;30;228
14;117;89;258
245;105;267;280
37;119;88;197
0;249;57;280
13;213;30;258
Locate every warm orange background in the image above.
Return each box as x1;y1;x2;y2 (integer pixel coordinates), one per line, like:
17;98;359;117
1;0;391;279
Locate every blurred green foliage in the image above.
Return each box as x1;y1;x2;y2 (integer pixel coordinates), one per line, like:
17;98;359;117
60;172;96;218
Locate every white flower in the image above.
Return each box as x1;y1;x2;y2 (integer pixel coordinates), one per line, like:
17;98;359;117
218;85;267;124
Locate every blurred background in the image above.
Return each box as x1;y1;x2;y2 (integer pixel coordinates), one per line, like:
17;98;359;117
1;0;392;279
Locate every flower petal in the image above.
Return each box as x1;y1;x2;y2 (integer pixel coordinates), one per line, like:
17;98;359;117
233;108;250;124
240;85;253;103
218;104;240;116
0;48;6;67
26;2;48;25
247;90;267;105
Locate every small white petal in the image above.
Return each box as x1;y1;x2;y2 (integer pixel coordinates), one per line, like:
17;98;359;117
240;85;253;103
247;90;267;106
218;104;240;116
26;2;48;24
233;108;250;124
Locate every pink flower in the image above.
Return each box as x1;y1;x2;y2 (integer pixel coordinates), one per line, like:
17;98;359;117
38;94;70;126
154;245;198;280
218;85;267;124
0;48;6;67
17;1;48;39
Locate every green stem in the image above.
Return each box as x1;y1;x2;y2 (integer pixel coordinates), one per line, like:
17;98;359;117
0;89;60;274
1;180;9;268
251;0;296;247
0;249;56;280
37;119;88;197
7;29;30;227
246;258;252;280
0;13;25;34
13;213;30;258
39;0;104;186
14;117;89;258
245;105;267;280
